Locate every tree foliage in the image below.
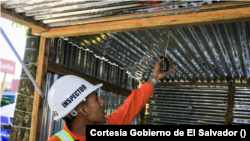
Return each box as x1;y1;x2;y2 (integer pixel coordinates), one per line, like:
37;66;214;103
11;22;29;37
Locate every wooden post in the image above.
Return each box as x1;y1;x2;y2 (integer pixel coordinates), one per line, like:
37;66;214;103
0;72;7;100
225;81;235;125
29;37;50;141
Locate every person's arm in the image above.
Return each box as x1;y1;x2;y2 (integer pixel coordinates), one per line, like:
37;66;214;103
106;57;177;125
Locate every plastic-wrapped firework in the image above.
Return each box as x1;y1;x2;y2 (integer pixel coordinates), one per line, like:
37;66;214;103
65;41;72;68
127;72;132;90
60;38;68;66
107;92;112;115
132;78;135;90
73;44;78;70
99;57;104;80
110;92;114;114
88;52;94;76
55;38;62;64
117;94;121;108
78;47;84;71
92;54;97;77
71;44;75;69
51;38;58;62
117;67;121;86
94;55;100;78
132;78;135;89
110;63;115;84
113;64;118;85
120;68;124;88
122;71;128;89
86;50;92;75
136;79;139;89
83;49;89;74
76;45;81;71
111;64;115;84
49;38;54;62
107;62;112;83
102;90;108;114
102;59;108;81
125;71;129;89
55;38;60;63
69;42;74;69
134;78;137;89
120;68;124;87
91;54;96;77
113;93;118;110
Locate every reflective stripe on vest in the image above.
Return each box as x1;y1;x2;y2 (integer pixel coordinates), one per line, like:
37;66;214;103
55;130;75;141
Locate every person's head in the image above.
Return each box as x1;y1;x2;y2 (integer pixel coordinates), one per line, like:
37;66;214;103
48;75;106;125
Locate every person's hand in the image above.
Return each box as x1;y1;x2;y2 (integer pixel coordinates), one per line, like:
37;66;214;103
152;57;177;81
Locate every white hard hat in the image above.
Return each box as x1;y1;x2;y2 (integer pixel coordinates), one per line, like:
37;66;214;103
48;75;103;120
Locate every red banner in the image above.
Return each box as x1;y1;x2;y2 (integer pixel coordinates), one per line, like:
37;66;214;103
11;79;20;92
0;58;16;74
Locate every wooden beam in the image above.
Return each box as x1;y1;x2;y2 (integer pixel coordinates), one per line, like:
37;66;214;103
30;37;50;141
41;7;250;38
225;82;235;125
47;61;132;96
1;6;49;33
157;82;250;87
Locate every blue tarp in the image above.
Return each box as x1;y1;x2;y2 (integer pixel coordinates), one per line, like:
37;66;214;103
0;129;10;141
0;116;9;125
0;103;15;124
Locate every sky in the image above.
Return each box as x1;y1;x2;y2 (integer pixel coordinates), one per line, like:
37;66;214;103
0;17;27;83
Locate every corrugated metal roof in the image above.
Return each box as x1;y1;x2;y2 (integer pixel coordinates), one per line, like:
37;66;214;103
67;21;250;83
2;0;250;27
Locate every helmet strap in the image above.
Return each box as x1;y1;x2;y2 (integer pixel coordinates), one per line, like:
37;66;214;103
70;110;77;117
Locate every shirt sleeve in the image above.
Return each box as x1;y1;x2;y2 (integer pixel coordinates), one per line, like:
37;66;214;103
106;82;155;125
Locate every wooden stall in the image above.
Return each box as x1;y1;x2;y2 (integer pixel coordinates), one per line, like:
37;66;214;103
1;1;250;141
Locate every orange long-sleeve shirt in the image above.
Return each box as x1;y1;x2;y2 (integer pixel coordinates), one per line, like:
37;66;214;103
48;82;154;141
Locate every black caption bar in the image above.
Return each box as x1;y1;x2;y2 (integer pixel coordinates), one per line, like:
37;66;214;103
86;125;249;140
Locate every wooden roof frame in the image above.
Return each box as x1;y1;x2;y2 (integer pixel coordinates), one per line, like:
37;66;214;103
41;7;250;38
2;6;250;37
1;4;250;141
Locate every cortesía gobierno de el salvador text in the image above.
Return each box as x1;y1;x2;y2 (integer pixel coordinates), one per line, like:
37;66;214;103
89;129;247;138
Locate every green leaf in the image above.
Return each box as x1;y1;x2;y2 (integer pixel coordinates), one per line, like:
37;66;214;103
25;28;28;37
10;22;29;37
